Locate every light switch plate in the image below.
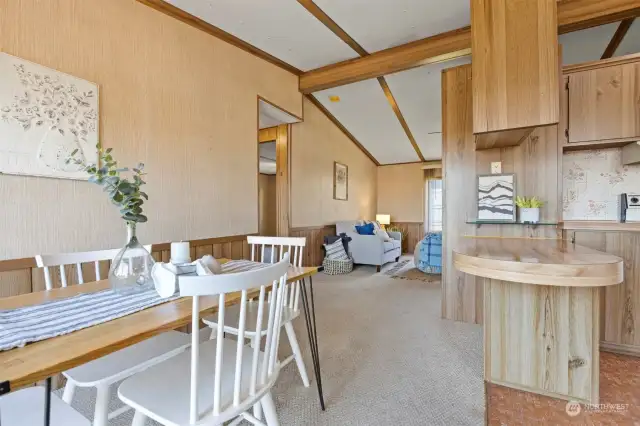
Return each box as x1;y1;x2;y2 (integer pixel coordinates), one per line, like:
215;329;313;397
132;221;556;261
491;162;502;174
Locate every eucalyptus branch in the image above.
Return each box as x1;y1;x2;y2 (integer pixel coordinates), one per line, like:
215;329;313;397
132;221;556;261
66;144;148;224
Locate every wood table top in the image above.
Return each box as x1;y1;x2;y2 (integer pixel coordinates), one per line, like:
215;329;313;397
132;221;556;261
452;237;623;287
0;260;320;389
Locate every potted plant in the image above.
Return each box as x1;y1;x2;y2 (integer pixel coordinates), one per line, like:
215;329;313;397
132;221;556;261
67;145;154;293
515;196;544;223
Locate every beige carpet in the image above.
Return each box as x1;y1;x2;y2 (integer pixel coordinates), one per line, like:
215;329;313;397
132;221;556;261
59;263;484;425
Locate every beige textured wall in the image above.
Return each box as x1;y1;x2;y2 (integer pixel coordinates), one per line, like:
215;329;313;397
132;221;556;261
258;174;276;236
0;0;301;259
291;98;377;227
377;163;425;223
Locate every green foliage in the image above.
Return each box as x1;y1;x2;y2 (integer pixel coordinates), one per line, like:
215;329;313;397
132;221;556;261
386;225;406;242
67;144;148;224
515;196;544;208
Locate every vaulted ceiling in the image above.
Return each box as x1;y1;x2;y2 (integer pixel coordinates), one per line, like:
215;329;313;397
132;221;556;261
155;0;640;165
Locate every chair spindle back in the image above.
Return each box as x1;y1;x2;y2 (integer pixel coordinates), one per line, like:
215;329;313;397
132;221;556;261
35;246;152;290
178;254;290;424
247;236;305;313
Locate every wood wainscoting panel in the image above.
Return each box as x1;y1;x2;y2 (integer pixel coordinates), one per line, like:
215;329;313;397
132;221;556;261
570;230;640;353
389;222;424;254
485;278;599;403
0;234;254;298
289;225;336;267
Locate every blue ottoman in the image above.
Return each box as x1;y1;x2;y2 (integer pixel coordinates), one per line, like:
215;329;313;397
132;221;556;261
414;232;442;274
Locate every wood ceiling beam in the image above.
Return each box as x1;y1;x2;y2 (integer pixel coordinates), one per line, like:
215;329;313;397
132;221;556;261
296;0;368;56
377;77;425;161
297;0;426;162
300;0;640;93
601;18;635;59
258;127;278;143
305;95;380;166
300;27;471;93
136;0;301;75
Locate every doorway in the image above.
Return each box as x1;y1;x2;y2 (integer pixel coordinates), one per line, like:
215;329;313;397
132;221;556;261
257;97;301;237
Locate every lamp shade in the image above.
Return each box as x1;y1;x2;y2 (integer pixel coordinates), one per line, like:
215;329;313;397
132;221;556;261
376;214;391;225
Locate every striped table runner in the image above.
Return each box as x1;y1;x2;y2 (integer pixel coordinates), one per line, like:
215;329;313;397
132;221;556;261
0;260;266;351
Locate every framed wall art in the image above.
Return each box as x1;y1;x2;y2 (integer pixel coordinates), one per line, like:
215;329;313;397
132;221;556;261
477;173;516;221
333;161;348;201
0;52;99;180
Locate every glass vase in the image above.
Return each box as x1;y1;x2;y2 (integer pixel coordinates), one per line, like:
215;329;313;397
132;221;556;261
109;222;155;294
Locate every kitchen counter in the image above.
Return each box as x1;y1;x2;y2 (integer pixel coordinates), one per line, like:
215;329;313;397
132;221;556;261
453;237;623;286
453;237;623;404
560;220;640;232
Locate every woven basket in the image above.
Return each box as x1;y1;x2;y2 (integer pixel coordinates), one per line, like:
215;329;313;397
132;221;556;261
322;257;354;275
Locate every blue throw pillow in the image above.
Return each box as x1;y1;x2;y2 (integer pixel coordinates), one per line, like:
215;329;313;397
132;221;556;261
355;222;375;235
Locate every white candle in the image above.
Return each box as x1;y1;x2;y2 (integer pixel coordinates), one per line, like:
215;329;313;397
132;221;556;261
171;241;190;264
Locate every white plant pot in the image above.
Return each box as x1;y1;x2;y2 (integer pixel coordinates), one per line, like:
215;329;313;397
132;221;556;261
520;208;540;223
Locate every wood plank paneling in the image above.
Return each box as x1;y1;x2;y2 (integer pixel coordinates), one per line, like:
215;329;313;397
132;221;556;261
442;65;482;324
485;279;599;402
442;63;561;325
0;234;254;299
289;225;336;267
472;0;559;135
275;124;290;237
0;270;32;298
572;231;640;353
389;222;424;254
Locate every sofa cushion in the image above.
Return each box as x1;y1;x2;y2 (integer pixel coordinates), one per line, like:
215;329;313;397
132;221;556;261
355;222;375;235
324;239;349;261
383;240;401;253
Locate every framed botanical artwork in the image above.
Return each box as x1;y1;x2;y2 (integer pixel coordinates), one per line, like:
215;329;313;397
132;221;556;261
0;52;99;180
333;161;348;201
477;173;516;221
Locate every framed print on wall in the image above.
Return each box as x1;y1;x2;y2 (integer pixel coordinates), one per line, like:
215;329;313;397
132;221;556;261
0;52;99;180
477;173;516;221
333;161;348;201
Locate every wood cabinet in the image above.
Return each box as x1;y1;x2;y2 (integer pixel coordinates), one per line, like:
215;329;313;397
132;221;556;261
569;230;640;357
471;0;559;139
566;61;640;145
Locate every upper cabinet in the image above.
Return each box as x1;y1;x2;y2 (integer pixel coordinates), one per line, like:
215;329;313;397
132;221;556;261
566;61;640;145
471;0;559;146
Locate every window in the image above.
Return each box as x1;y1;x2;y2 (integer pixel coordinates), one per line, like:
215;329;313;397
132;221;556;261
428;179;443;232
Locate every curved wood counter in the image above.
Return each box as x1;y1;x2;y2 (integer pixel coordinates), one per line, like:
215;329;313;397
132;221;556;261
453;237;623;287
452;237;624;404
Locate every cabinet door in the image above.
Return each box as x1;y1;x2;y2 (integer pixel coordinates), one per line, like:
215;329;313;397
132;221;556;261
568;63;640;143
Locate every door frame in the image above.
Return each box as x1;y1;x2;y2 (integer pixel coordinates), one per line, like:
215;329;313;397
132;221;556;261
256;96;302;237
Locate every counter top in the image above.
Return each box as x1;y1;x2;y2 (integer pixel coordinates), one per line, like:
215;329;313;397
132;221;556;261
453;237;623;286
560;221;640;232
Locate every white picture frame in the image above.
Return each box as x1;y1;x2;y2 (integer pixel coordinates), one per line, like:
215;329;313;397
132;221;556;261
0;53;99;180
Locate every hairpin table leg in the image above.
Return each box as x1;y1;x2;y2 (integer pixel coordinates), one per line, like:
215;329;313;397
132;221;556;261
300;276;325;411
44;377;52;426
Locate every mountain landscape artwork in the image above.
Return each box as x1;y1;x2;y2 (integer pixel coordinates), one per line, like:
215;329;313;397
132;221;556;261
477;174;515;221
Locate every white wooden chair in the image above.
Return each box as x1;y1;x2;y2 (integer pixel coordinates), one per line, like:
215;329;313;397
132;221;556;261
0;387;90;425
118;254;291;426
35;249;192;426
202;236;309;388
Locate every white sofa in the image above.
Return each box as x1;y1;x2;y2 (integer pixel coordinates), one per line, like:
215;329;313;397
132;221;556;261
336;221;402;272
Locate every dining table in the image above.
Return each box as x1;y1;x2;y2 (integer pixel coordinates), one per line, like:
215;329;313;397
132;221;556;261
0;259;325;425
